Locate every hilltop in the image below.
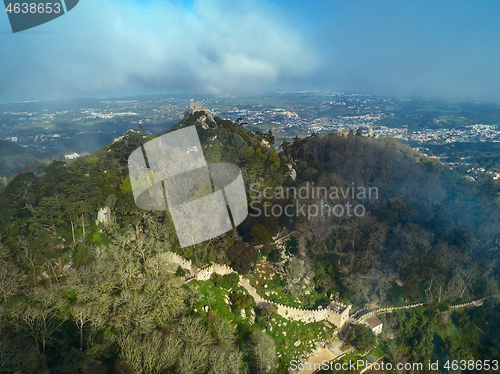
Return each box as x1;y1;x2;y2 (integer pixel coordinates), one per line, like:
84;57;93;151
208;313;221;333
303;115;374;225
0;112;499;373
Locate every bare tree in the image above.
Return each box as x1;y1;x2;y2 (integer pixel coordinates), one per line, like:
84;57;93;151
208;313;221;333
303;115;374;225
246;330;277;374
16;291;66;370
116;331;182;374
72;305;92;350
208;348;246;374
18;237;36;283
0;244;21;303
284;256;315;297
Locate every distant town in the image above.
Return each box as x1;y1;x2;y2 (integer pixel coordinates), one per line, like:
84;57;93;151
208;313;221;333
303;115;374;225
1;92;499;180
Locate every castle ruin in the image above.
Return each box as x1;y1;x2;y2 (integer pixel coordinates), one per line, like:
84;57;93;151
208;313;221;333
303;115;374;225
184;102;209;118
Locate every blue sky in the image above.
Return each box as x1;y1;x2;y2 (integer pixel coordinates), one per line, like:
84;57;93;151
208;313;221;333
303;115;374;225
1;0;500;103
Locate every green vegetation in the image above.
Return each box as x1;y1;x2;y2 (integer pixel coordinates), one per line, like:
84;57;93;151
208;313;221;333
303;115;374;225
211;272;240;289
231;291;254;313
1;110;500;373
376;304;489;373
347;324;376;353
267;249;282;263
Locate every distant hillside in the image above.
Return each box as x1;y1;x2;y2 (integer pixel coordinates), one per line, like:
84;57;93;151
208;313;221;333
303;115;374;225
0;139;48;176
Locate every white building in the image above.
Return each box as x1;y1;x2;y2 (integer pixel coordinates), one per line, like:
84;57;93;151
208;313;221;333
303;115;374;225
365;315;383;334
64;152;79;160
96;207;112;226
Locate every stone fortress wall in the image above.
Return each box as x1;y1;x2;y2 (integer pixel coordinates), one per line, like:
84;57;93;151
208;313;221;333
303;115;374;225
160;252;234;282
350;298;485;324
162;251;352;328
272;301;351;328
162;251;485;329
161;251;194;273
350;303;424;324
195;263;235;281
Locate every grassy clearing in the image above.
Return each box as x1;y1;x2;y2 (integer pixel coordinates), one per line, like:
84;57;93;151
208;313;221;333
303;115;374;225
267;313;336;373
186;279;255;325
370;345;385;359
249;262;321;308
188;277;343;374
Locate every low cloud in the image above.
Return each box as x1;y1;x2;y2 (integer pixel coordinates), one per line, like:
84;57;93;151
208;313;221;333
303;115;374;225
1;0;499;103
0;0;318;100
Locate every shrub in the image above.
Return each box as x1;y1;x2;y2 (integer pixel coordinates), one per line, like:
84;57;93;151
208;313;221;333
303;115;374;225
231;291;253;313
74;243;91;268
175;266;186;277
91;232;101;244
250;224;273;245
211;272;240;289
267;249;282;263
228;241;256;274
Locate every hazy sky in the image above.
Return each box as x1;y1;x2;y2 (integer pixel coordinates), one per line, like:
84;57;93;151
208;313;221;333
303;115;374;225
1;0;500;103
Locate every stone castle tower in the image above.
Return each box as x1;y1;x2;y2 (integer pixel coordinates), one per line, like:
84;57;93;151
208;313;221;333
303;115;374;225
325;302;351;328
184;102;209;118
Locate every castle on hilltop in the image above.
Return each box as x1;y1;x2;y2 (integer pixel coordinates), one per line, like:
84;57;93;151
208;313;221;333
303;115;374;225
337;126;379;138
184;102;209;118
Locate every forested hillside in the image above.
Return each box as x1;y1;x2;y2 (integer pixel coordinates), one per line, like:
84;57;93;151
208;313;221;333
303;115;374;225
0;115;499;373
284;133;500;371
283;133;500;304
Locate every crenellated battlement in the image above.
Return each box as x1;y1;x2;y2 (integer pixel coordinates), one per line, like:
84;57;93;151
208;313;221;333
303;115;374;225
351;303;424;324
267;301;351;328
164;252;349;328
194;262;235;281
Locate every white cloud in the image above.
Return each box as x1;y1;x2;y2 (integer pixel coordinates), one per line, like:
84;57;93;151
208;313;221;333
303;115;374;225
0;0;318;100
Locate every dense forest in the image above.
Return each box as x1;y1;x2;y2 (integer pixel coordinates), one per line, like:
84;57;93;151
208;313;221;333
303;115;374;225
284;133;500;372
0;113;499;373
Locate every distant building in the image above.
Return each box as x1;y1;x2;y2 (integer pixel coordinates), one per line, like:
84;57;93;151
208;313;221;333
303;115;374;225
64;152;79;160
337;128;349;137
365;315;383;334
184;102;209;118
96;207;112;226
